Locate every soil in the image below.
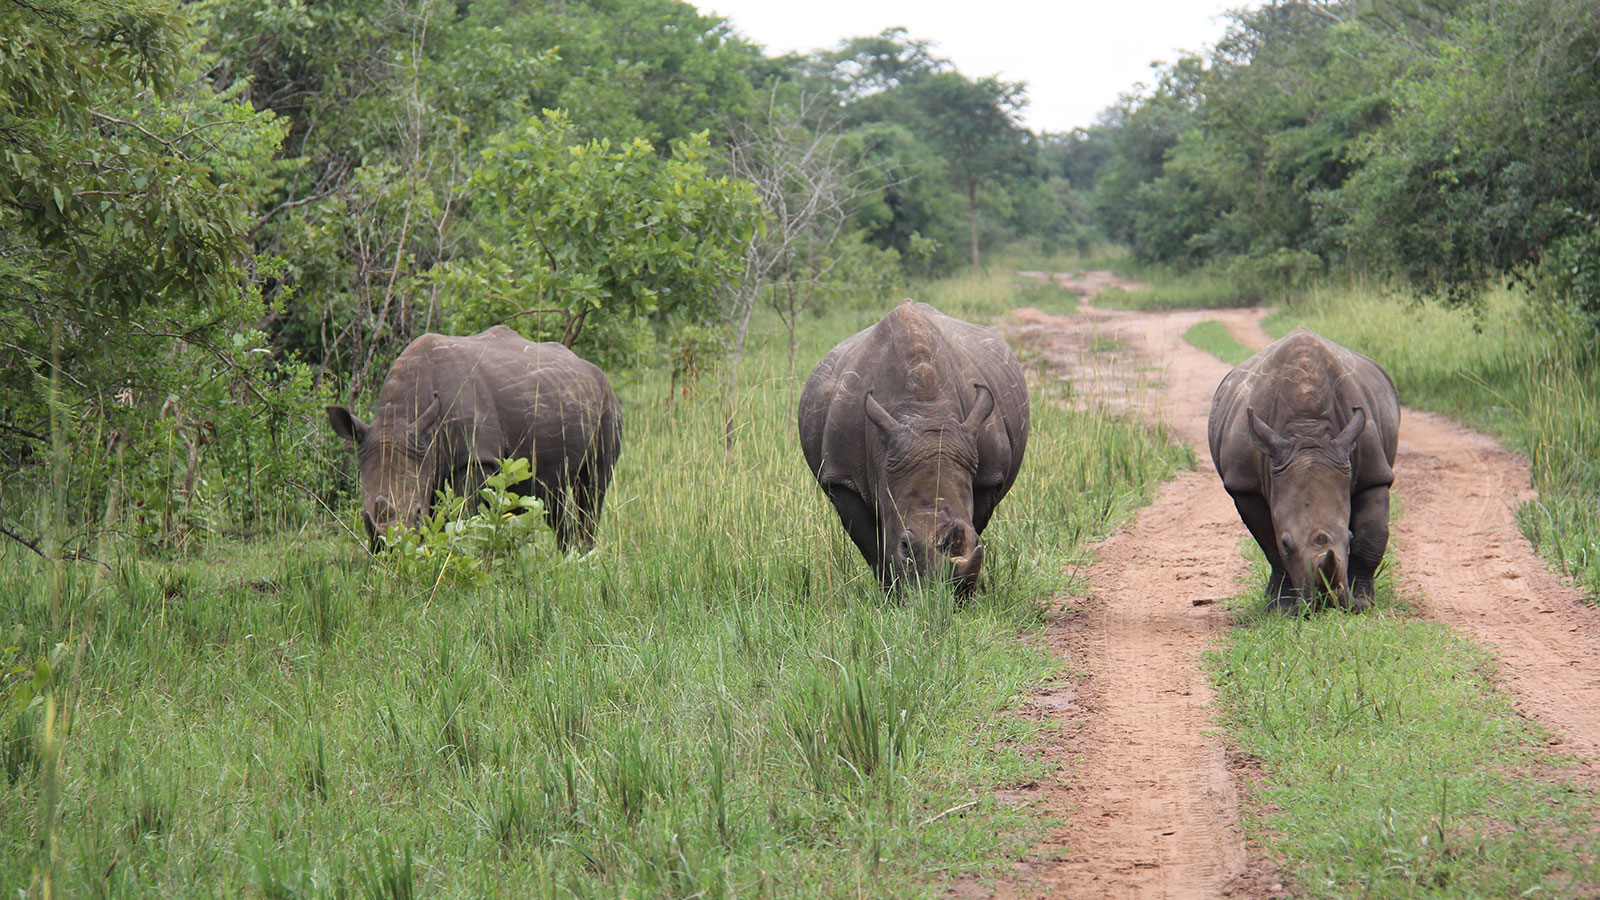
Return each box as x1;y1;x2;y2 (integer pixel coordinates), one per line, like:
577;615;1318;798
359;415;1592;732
965;272;1600;899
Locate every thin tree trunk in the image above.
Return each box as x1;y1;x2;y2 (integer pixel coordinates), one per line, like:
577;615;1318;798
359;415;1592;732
92;440;124;589
47;313;65;628
967;179;981;268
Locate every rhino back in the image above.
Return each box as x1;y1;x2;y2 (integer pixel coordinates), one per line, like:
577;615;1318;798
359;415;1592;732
379;328;616;477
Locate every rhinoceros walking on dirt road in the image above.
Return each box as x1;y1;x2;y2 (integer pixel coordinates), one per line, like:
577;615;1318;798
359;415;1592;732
327;325;621;554
798;299;1029;593
1208;326;1399;611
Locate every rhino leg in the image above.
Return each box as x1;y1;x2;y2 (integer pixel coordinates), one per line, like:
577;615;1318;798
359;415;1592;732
824;486;886;585
1231;491;1296;611
526;474;572;554
1346;485;1390;610
564;455;613;555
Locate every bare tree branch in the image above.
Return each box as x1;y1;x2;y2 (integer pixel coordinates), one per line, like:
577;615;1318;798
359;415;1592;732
0;523;47;559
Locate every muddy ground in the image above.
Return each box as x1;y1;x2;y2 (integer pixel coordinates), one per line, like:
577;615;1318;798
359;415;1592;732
966;272;1600;899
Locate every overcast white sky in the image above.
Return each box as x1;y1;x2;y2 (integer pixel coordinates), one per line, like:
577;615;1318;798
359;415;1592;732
702;1;1250;134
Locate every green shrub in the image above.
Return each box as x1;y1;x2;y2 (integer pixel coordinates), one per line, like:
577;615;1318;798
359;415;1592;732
378;457;551;586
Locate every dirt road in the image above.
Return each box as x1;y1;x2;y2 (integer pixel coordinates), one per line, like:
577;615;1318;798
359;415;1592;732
982;272;1600;899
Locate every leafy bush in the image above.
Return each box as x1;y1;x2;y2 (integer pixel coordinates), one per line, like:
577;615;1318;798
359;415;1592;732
435;110;760;369
1226;247;1323;305
1533;210;1600;340
378;457;551;586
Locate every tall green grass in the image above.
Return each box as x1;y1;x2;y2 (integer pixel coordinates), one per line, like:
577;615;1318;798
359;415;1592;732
1211;557;1600;897
0;274;1189;897
1265;284;1600;597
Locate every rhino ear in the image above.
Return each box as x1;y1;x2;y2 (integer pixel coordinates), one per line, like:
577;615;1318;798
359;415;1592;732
1246;408;1290;463
327;405;368;444
865;392;899;435
1336;407;1367;454
963;384;995;431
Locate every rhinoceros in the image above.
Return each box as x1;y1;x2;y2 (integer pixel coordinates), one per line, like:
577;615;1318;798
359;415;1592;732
1208;326;1399;611
327;325;621;554
798;299;1029;593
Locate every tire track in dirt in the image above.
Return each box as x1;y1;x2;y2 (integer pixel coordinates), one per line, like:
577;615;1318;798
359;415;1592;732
983;293;1283;900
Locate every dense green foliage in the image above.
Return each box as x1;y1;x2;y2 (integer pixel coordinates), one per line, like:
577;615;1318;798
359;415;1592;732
1075;0;1600;314
0;283;1191;897
0;0;323;555
435;113;759;368
800;29;1087;271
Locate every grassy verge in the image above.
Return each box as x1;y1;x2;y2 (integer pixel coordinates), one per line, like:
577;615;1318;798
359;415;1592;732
0;272;1190;898
1210;557;1600;897
1183;320;1254;366
1263;284;1600;597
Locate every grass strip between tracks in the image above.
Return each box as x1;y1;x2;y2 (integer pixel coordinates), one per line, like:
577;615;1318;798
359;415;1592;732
1182;319;1255;366
1209;560;1600;898
0;269;1192;898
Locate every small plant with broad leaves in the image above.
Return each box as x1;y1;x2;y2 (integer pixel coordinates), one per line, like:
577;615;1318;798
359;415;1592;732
378;457;549;585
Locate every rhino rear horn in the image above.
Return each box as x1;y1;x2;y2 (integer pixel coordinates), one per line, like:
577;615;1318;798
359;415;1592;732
865;392;900;434
1246;408;1291;463
963;384;995;431
1336;407;1367;454
408;392;443;442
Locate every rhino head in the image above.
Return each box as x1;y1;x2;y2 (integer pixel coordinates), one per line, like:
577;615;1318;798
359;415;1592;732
327;392;443;551
1248;406;1367;608
865;384;994;594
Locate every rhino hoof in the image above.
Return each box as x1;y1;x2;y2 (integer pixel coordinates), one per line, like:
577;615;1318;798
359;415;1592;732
1267;593;1303;616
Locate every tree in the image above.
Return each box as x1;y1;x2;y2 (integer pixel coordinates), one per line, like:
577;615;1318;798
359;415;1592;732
200;0;777;381
1;0;321;555
899;72;1031;267
799;27;947;102
1335;0;1600;305
723;94;894;376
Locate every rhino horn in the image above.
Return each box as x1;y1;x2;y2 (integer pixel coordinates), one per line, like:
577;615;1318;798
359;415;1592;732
1246;408;1291;462
865;392;900;434
963;384;995;431
1336;407;1367;454
410;391;443;436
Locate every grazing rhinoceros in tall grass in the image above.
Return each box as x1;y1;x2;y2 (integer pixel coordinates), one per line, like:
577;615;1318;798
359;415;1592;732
1208;326;1399;612
327;325;621;554
798;299;1029;594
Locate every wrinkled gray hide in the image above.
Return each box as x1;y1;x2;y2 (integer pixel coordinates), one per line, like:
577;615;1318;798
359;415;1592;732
797;299;1029;593
327;325;621;553
1208;326;1398;611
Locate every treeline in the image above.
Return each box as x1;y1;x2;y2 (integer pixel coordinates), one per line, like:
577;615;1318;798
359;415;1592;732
1067;0;1600;313
0;0;1085;555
